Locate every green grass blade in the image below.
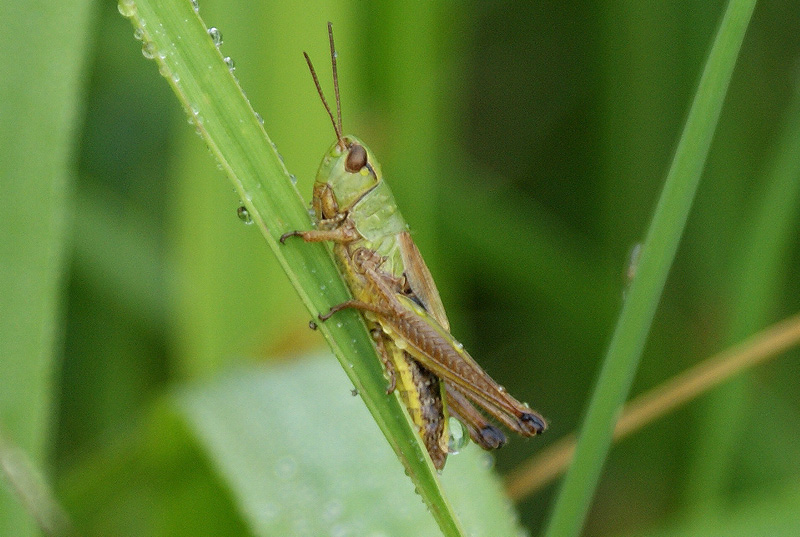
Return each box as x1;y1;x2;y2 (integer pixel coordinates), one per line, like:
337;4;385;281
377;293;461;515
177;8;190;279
687;72;800;515
120;1;465;534
543;2;757;536
0;0;94;534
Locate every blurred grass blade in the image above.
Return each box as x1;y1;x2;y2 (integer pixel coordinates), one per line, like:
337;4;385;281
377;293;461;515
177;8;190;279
506;311;800;500
120;1;465;534
0;432;72;536
687;76;800;511
0;0;94;534
543;2;756;536
637;482;800;536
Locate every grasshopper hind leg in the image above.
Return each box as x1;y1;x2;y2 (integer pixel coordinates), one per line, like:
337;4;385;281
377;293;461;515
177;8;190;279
445;384;507;450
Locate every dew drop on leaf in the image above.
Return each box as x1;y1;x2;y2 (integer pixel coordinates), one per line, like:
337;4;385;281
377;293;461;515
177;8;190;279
447;417;469;454
141;41;156;60
117;0;136;17
207;27;223;46
236;206;252;224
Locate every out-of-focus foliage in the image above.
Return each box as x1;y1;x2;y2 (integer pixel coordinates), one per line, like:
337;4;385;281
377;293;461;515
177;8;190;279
3;1;800;536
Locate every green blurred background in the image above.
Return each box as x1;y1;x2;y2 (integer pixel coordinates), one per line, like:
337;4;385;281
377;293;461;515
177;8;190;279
3;0;800;535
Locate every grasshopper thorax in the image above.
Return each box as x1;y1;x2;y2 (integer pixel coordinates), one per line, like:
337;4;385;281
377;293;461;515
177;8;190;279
313;135;383;218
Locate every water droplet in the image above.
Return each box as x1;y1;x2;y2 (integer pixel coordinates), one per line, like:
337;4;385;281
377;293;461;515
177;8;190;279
447;417;468;453
207;27;222;46
350;388;358;397
454;341;464;351
187;105;204;127
289;174;298;185
336;321;342;328
291;518;313;537
236;205;252;224
223;56;235;72
270;141;285;163
141;41;156;60
274;456;297;480
626;243;642;281
255;112;264;124
190;0;199;12
133;28;144;41
322;499;343;522
259;501;279;522
117;0;136;17
623;242;643;300
330;524;350;537
308;320;318;330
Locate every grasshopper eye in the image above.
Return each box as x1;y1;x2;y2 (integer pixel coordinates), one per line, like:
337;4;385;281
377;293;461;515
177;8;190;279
345;143;368;172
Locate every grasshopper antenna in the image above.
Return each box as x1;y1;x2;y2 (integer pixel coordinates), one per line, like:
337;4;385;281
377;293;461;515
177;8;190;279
303;22;345;150
304;52;343;148
327;22;343;141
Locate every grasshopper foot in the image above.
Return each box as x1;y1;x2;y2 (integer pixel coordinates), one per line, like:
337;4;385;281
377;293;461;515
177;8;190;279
279;230;302;244
478;426;507;450
519;412;547;435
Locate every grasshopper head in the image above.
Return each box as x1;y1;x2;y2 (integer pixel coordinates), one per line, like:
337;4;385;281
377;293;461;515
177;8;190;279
313;135;382;218
304;26;383;219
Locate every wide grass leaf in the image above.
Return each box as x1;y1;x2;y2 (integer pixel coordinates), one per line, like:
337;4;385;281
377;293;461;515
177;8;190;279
176;354;527;537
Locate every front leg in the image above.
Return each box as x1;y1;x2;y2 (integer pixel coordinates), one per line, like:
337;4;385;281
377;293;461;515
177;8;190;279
280;217;359;244
318;299;391;321
280;228;346;244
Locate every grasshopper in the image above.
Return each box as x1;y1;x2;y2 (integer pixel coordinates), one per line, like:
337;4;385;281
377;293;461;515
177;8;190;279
281;23;546;469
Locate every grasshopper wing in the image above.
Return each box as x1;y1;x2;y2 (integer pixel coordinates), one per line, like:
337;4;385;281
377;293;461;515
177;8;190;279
398;232;514;446
366;263;547;438
398;231;450;331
